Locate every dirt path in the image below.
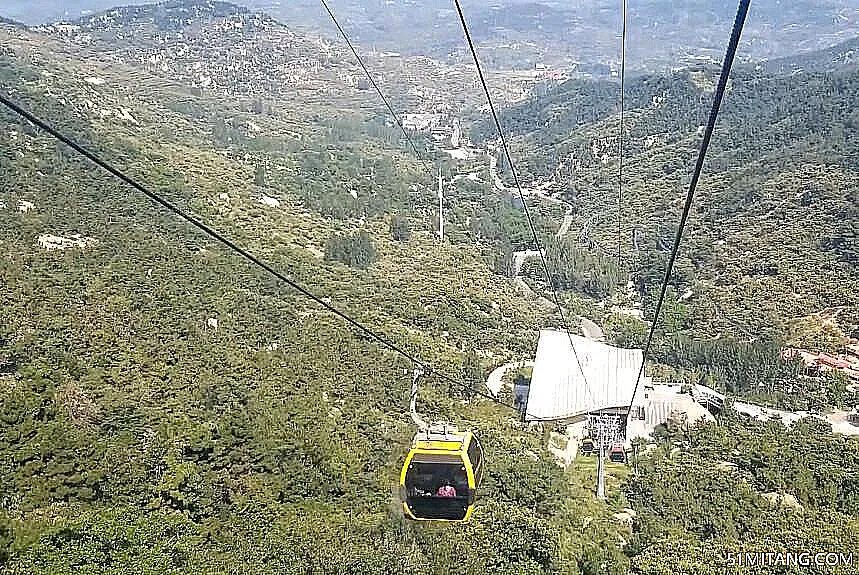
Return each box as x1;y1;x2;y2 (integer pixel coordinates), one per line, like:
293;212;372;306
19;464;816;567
489;149;606;337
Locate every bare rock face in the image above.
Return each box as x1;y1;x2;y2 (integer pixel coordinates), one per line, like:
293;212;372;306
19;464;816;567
37;234;99;250
763;492;803;511
715;461;738;472
613;508;637;526
259;194;280;208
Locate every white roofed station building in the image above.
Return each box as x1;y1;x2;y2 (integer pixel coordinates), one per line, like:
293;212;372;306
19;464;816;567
520;330;713;447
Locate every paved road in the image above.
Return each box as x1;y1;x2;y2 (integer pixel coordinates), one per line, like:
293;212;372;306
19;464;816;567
732;401;807;426
734;402;859;436
826;410;859;436
557;212;574;238
694;383;859;436
580;317;605;341
486;360;536;396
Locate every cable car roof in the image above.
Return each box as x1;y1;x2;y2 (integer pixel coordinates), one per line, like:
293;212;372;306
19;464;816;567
412;423;470;451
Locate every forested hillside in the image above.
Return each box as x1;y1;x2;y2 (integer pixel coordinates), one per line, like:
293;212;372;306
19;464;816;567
626;414;859;573
2;2;859;573
0;8;629;573
478;37;859;403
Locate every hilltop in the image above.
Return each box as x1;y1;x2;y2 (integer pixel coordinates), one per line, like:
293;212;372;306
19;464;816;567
25;1;530;123
261;0;859;73
473;35;859;359
758;35;859;74
6;1;859;74
31;1;349;102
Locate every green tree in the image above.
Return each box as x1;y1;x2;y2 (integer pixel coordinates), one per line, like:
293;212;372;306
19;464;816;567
389;215;411;242
324;230;378;270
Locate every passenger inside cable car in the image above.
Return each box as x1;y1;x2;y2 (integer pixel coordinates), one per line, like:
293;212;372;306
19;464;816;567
403;455;470;520
436;483;457;497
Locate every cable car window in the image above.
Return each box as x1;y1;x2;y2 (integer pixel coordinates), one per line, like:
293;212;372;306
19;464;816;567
609;445;626;463
411;453;461;464
403;454;471;521
466;436;483;485
405;460;468;496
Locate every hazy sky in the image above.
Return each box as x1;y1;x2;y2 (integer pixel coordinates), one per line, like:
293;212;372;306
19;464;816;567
4;0;858;67
1;1;147;23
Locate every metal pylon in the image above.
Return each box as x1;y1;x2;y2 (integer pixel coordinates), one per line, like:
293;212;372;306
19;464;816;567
589;414;621;500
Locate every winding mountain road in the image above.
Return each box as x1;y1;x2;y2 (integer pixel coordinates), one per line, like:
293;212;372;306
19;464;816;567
488;150;605;340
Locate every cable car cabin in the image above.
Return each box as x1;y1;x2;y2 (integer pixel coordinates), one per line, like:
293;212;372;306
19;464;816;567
580;437;595;456
400;424;484;522
608;443;626;464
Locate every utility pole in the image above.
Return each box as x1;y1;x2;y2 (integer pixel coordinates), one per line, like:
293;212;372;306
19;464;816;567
438;168;444;242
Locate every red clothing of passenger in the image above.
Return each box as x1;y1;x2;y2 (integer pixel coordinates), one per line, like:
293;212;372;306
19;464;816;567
436;485;457;497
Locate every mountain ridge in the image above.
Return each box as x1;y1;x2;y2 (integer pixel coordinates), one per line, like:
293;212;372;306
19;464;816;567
476;36;859;356
5;0;859;74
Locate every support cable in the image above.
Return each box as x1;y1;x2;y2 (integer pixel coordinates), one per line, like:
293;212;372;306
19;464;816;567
0;94;509;408
624;0;751;417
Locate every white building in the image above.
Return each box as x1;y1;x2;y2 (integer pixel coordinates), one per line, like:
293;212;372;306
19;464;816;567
523;330;713;444
525;330;646;422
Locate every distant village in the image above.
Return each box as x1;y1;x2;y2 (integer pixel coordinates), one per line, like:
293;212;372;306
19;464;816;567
783;343;859;386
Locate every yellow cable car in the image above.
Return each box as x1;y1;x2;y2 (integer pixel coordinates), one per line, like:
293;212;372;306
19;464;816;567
399;423;484;522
